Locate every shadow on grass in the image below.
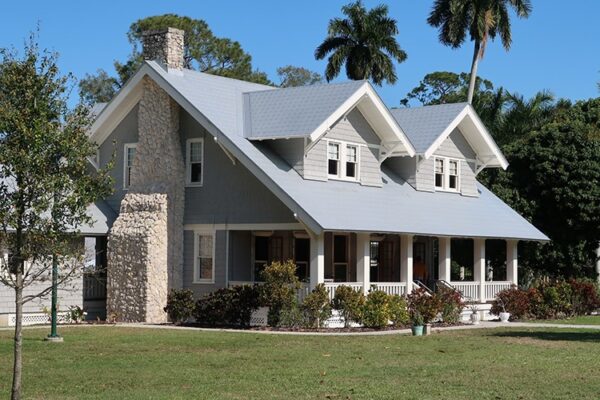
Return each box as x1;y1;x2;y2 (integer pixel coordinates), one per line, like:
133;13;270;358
492;330;600;343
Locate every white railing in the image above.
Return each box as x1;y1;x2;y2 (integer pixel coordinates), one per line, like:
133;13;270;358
324;282;363;301
452;282;480;301
484;281;513;301
371;282;407;296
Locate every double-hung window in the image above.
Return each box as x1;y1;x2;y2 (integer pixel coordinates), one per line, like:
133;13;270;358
327;141;359;181
194;231;214;283
186;138;204;186
434;157;460;192
123;143;137;189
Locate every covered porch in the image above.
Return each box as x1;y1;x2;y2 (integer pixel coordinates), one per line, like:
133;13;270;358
226;227;519;303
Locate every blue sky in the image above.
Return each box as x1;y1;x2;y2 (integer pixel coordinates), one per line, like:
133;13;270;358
2;1;599;107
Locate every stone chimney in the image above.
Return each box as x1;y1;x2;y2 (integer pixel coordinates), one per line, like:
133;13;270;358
142;27;185;71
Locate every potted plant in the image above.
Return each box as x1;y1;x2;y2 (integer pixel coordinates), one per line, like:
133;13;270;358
411;312;424;336
498;298;511;323
466;302;480;325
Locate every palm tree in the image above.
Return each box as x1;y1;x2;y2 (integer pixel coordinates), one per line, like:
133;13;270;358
315;1;407;85
427;0;532;104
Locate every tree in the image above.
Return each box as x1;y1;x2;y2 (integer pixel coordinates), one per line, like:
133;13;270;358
276;65;323;87
79;14;270;104
427;0;531;103
0;34;113;400
315;1;407;85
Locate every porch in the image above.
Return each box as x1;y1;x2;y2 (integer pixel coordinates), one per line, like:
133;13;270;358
224;227;519;303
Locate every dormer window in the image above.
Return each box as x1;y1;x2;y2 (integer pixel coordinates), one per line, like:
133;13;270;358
327;140;359;181
434;157;460;192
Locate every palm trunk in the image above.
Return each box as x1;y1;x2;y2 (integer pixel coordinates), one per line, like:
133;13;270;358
11;272;23;400
467;40;481;104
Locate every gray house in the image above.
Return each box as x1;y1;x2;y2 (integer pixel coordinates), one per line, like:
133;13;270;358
3;27;548;325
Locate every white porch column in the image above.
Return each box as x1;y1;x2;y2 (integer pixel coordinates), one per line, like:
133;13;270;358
596;243;600;284
400;234;414;294
438;237;451;282
473;238;486;303
309;232;325;290
356;233;371;295
506;239;519;286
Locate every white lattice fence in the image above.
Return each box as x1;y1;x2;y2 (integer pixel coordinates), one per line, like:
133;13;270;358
7;312;70;327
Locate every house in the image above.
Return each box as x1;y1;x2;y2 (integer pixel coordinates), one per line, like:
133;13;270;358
0;27;548;326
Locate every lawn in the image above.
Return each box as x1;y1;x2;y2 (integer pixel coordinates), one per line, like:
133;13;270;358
531;315;600;325
1;326;599;400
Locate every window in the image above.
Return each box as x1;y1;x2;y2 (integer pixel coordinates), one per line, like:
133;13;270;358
327;142;340;176
294;238;310;281
345;145;357;178
123;143;137;189
186;139;204;185
194;232;214;283
253;234;284;281
434;157;460;192
333;235;348;282
327;140;360;181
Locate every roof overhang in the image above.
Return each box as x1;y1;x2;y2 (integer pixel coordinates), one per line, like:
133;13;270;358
308;83;416;157
423;105;508;170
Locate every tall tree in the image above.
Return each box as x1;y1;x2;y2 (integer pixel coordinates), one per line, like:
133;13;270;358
315;1;407;85
79;14;270;104
427;0;531;103
0;34;113;399
276;65;323;87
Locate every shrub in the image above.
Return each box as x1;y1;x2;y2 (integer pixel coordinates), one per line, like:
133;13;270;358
164;289;196;325
302;284;332;328
362;290;391;329
193;285;261;327
407;288;442;324
388;295;409;327
568;279;600;316
332;285;365;327
436;286;465;324
490;288;531;320
260;260;301;326
278;300;306;329
530;281;572;319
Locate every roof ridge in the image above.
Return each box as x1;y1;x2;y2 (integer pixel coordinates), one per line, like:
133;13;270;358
244;79;367;95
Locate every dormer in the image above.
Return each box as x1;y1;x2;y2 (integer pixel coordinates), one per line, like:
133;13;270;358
388;103;508;197
243;81;415;187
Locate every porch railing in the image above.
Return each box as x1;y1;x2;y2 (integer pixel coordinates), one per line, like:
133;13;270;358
452;282;480;301
484;281;512;301
371;282;407;296
324;282;363;301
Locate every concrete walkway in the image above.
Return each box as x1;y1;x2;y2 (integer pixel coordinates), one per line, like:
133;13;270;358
2;321;599;336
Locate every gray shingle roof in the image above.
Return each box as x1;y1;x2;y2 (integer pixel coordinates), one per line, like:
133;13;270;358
116;63;547;240
390;103;468;153
243;80;366;139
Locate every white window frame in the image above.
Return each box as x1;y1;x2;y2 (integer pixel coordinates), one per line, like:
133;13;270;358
193;230;215;284
186;138;204;187
434;156;461;193
326;140;360;182
123;143;137;190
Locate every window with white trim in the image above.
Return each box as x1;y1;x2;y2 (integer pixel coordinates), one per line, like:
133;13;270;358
434;157;460;192
186;138;204;186
123;143;137;189
327;141;360;181
194;232;214;283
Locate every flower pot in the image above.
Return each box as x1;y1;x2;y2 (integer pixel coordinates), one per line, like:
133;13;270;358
499;312;511;323
423;323;432;335
470;312;480;325
411;325;423;336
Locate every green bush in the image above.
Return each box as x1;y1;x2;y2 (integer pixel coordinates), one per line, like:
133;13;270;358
302;284;332;328
260;260;301;326
164;289;196;325
388;295;409;327
332;285;365;327
278;301;306;329
362;290;390;329
436;286;465;324
194;285;261;327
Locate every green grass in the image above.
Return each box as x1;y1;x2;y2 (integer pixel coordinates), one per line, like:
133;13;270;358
530;315;600;325
1;326;600;399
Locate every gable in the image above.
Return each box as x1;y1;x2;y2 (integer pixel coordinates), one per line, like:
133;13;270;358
434;128;476;160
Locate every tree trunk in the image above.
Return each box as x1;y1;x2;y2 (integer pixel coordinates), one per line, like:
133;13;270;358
11;272;23;400
467;40;481;104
